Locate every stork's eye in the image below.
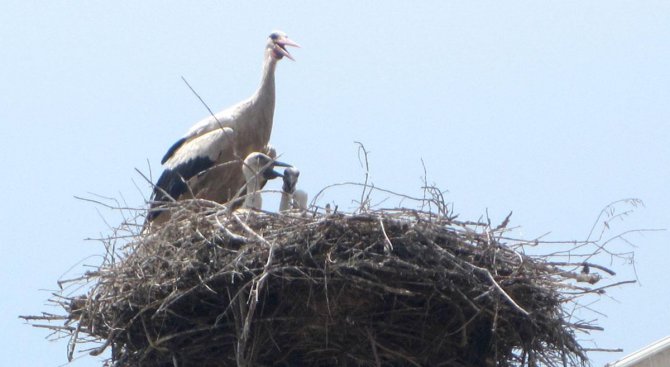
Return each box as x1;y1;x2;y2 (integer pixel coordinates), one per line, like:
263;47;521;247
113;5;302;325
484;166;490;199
270;33;279;40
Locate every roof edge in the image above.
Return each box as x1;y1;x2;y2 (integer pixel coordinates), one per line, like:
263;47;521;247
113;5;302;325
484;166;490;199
607;336;670;367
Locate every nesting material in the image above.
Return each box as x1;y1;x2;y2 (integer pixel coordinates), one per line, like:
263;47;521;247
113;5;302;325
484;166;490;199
31;199;621;366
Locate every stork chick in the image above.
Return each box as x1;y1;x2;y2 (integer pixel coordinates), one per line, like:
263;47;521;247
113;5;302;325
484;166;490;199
280;166;308;212
241;152;290;210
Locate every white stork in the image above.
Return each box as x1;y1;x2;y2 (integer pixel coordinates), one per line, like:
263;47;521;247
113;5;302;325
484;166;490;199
146;30;299;225
279;166;308;212
160;30;299;165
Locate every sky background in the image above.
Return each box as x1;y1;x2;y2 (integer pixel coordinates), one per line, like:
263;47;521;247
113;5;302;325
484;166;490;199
2;1;668;366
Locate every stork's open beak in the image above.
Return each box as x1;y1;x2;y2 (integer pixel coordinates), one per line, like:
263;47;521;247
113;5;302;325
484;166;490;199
275;37;300;61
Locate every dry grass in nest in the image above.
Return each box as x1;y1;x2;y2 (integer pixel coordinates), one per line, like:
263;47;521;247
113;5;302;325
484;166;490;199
23;193;643;367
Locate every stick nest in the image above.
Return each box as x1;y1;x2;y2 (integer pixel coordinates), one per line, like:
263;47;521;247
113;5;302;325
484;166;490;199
34;199;625;366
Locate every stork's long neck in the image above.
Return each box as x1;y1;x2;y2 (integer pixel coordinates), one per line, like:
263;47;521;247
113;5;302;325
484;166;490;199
253;54;277;117
279;191;292;212
243;175;263;210
236;53;277;157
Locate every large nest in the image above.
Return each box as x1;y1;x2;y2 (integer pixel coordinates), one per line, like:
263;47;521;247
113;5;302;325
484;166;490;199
26;196;638;367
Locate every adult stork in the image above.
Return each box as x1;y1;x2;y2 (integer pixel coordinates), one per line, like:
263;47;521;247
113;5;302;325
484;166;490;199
161;30;299;166
279;166;308;212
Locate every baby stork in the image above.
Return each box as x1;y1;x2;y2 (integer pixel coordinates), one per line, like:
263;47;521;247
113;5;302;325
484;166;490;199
279;166;308;212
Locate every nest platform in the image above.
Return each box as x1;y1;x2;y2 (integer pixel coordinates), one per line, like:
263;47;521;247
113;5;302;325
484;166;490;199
30;199;623;366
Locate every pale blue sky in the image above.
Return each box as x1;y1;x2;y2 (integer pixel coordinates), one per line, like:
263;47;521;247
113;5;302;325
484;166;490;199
2;2;668;366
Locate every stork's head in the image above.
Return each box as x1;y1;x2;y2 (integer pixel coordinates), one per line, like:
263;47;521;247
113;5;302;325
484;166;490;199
242;152;291;183
282;167;300;194
267;31;300;61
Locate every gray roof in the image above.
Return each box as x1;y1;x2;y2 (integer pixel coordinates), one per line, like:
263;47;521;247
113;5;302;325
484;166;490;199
607;336;670;367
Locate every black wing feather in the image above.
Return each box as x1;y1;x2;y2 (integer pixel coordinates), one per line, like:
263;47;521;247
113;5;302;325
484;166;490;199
161;137;187;164
151;155;215;204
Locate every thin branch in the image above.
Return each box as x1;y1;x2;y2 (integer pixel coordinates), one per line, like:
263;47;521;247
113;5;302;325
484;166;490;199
180;76;224;130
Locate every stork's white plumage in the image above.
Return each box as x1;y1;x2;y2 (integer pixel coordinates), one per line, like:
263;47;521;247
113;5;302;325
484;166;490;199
161;31;299;165
293;190;309;211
